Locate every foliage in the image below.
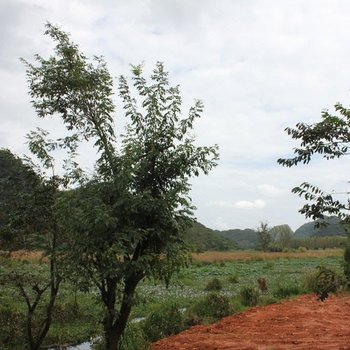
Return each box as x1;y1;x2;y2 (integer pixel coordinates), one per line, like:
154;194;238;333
0;149;64;350
277;100;350;222
185;222;237;252
273;281;302;299
186;293;232;325
269;224;294;249
1;253;344;348
227;274;239;284
313;266;345;301
239;286;259;306
256;222;272;252
0;149;42;250
204;277;223;291
289;236;347;250
22;23;218;350
142;303;185;342
344;244;350;283
217;228;258;249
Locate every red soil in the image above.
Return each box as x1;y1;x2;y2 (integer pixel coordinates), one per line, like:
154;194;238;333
152;294;350;350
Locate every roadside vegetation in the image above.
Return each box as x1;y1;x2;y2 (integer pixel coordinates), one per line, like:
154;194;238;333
0;250;346;349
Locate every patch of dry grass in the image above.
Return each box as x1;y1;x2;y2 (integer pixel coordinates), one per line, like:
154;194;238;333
192;249;343;262
2;250;46;262
4;248;344;263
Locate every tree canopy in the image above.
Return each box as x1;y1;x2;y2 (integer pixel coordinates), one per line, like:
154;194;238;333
21;23;219;349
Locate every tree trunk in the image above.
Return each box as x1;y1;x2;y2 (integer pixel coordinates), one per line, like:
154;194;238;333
104;272;143;350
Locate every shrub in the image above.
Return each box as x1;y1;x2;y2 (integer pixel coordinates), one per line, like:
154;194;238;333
205;277;222;291
120;323;149;350
273;282;301;299
303;270;319;293
259;295;278;306
186;293;232;325
343;245;350;284
227;274;239;284
313;266;345;301
0;308;25;348
142;303;185;342
239;286;259;307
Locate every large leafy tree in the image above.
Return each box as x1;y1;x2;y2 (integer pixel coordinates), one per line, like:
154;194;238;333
23;24;219;349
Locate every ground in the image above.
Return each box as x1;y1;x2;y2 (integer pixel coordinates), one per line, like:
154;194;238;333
152;293;350;350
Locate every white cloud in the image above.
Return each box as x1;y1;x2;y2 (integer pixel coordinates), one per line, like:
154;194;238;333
212;199;266;210
258;184;284;197
234;199;266;209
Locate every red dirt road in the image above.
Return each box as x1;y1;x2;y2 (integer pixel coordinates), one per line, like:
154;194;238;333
152;294;350;350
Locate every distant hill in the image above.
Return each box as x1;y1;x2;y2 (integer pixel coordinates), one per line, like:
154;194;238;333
185;222;237;252
216;228;258;249
294;216;347;238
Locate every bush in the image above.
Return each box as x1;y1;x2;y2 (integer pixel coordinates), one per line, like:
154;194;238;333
186;293;232;325
273;282;301;299
259;295;278;306
205;277;222;291
119;323;149;350
303;270;319;293
313;266;345;301
227;274;239;284
239;286;259;307
343;245;350;284
0;308;25;349
142;303;185;342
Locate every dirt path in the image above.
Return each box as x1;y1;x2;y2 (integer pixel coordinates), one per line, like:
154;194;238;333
152;294;350;350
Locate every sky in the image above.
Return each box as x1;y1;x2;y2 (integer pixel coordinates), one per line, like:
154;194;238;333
1;0;350;231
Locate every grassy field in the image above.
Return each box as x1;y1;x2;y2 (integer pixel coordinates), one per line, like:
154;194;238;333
0;249;345;349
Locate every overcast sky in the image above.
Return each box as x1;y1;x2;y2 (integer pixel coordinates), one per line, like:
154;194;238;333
1;0;350;231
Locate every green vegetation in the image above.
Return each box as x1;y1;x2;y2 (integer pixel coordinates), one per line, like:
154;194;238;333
8;22;219;350
186;293;232;325
205;277;223;291
185;222;237;252
1;253;345;349
239;286;259;306
216;228;258;249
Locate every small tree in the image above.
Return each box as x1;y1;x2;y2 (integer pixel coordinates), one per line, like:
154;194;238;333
256;222;272;251
0;148;64;350
269;224;294;249
23;24;219;350
0;149;41;250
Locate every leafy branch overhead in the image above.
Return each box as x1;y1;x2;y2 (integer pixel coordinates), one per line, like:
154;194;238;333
278;101;350;221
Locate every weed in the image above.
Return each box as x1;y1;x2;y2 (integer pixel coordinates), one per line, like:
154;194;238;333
313;266;345;301
273;281;301;299
186;293;232;325
227;274;239;284
239;286;259;307
142;303;185;342
205;277;223;291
